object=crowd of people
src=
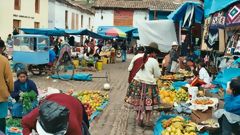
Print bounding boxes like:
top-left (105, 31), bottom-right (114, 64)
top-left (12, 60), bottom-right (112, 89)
top-left (0, 39), bottom-right (90, 135)
top-left (125, 41), bottom-right (240, 135)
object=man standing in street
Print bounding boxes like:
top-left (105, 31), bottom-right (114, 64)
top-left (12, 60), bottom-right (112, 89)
top-left (0, 39), bottom-right (14, 133)
top-left (121, 40), bottom-right (127, 62)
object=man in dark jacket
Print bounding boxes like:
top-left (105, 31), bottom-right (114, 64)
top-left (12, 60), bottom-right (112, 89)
top-left (121, 40), bottom-right (127, 62)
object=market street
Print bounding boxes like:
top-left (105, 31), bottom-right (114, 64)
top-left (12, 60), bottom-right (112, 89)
top-left (28, 55), bottom-right (156, 135)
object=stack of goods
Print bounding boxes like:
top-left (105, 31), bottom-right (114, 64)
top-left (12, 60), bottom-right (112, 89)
top-left (157, 80), bottom-right (173, 90)
top-left (160, 74), bottom-right (184, 81)
top-left (6, 118), bottom-right (22, 135)
top-left (159, 90), bottom-right (176, 105)
top-left (175, 88), bottom-right (190, 103)
top-left (76, 91), bottom-right (109, 120)
top-left (161, 116), bottom-right (197, 135)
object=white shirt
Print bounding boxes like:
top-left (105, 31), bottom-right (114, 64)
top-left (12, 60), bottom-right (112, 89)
top-left (199, 67), bottom-right (211, 84)
top-left (128, 54), bottom-right (161, 85)
top-left (128, 53), bottom-right (144, 71)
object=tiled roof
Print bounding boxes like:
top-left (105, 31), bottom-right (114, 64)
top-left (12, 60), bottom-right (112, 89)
top-left (56, 0), bottom-right (95, 14)
top-left (93, 0), bottom-right (202, 11)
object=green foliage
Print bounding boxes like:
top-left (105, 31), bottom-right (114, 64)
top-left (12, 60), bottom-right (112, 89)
top-left (19, 90), bottom-right (37, 113)
top-left (6, 118), bottom-right (21, 127)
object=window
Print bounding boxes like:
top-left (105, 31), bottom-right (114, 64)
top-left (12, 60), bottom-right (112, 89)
top-left (71, 13), bottom-right (75, 30)
top-left (34, 22), bottom-right (40, 28)
top-left (13, 20), bottom-right (21, 29)
top-left (88, 17), bottom-right (91, 29)
top-left (76, 14), bottom-right (79, 30)
top-left (14, 0), bottom-right (21, 10)
top-left (81, 15), bottom-right (83, 28)
top-left (65, 10), bottom-right (68, 29)
top-left (35, 0), bottom-right (40, 13)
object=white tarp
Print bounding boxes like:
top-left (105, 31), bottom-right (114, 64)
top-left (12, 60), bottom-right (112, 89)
top-left (136, 20), bottom-right (178, 52)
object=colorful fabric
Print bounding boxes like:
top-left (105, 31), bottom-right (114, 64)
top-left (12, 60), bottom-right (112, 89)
top-left (0, 102), bottom-right (8, 118)
top-left (226, 4), bottom-right (240, 26)
top-left (125, 80), bottom-right (160, 111)
top-left (205, 28), bottom-right (219, 48)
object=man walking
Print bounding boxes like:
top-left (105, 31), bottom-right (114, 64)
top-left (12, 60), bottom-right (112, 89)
top-left (0, 39), bottom-right (14, 133)
top-left (121, 40), bottom-right (127, 62)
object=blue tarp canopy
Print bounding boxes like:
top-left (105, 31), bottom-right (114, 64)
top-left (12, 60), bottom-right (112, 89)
top-left (204, 0), bottom-right (239, 17)
top-left (20, 28), bottom-right (65, 36)
top-left (20, 28), bottom-right (111, 39)
top-left (55, 28), bottom-right (112, 39)
top-left (167, 2), bottom-right (203, 26)
top-left (97, 26), bottom-right (138, 38)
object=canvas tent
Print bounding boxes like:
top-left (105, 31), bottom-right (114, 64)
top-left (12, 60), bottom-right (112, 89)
top-left (136, 20), bottom-right (177, 52)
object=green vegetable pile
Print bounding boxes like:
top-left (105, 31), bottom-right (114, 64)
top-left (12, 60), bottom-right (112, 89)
top-left (6, 118), bottom-right (21, 127)
top-left (19, 90), bottom-right (37, 113)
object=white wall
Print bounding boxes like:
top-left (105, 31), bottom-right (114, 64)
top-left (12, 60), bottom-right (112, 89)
top-left (93, 9), bottom-right (148, 31)
top-left (133, 10), bottom-right (149, 27)
top-left (93, 10), bottom-right (114, 31)
top-left (48, 0), bottom-right (94, 30)
top-left (0, 0), bottom-right (48, 41)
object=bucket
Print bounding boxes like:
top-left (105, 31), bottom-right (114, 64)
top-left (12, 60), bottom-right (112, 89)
top-left (81, 59), bottom-right (87, 67)
top-left (102, 57), bottom-right (108, 64)
top-left (96, 61), bottom-right (103, 71)
top-left (188, 86), bottom-right (198, 100)
top-left (72, 60), bottom-right (79, 68)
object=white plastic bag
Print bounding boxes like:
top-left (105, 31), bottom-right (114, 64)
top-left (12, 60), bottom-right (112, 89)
top-left (170, 61), bottom-right (179, 73)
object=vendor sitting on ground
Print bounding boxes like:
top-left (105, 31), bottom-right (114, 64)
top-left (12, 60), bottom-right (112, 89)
top-left (214, 76), bottom-right (240, 135)
top-left (10, 70), bottom-right (38, 117)
top-left (11, 70), bottom-right (38, 102)
top-left (22, 93), bottom-right (89, 135)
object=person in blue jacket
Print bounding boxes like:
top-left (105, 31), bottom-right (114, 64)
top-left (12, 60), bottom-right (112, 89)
top-left (10, 70), bottom-right (38, 117)
top-left (216, 76), bottom-right (240, 135)
top-left (11, 70), bottom-right (38, 101)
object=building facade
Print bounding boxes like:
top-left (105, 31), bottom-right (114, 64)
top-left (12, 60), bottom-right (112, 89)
top-left (0, 0), bottom-right (48, 40)
top-left (92, 0), bottom-right (180, 31)
top-left (48, 0), bottom-right (94, 30)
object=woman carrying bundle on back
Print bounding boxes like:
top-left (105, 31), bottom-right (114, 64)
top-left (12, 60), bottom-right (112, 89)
top-left (126, 42), bottom-right (161, 127)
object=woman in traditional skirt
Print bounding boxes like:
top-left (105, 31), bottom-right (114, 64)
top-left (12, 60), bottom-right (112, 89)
top-left (126, 42), bottom-right (161, 126)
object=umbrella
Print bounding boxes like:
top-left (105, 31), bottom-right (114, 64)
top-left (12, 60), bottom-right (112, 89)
top-left (105, 28), bottom-right (127, 38)
top-left (168, 1), bottom-right (203, 28)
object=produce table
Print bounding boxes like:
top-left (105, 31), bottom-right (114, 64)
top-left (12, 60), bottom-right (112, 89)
top-left (154, 114), bottom-right (209, 135)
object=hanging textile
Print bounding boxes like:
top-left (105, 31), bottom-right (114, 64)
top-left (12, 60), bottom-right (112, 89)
top-left (210, 11), bottom-right (226, 28)
top-left (204, 28), bottom-right (219, 48)
top-left (183, 5), bottom-right (195, 28)
top-left (226, 4), bottom-right (240, 27)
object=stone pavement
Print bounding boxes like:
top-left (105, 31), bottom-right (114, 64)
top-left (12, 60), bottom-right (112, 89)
top-left (30, 55), bottom-right (159, 135)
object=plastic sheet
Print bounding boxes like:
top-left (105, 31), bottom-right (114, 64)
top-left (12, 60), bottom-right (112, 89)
top-left (172, 81), bottom-right (188, 90)
top-left (89, 101), bottom-right (109, 123)
top-left (51, 73), bottom-right (92, 81)
top-left (213, 68), bottom-right (240, 90)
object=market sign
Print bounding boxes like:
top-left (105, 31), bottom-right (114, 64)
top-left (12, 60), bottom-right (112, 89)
top-left (114, 10), bottom-right (133, 26)
top-left (226, 4), bottom-right (240, 26)
top-left (210, 11), bottom-right (225, 28)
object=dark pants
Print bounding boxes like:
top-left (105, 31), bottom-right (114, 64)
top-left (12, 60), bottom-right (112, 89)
top-left (0, 118), bottom-right (6, 133)
top-left (213, 115), bottom-right (240, 135)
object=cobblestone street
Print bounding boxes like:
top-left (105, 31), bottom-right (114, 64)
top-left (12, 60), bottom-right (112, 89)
top-left (28, 55), bottom-right (158, 135)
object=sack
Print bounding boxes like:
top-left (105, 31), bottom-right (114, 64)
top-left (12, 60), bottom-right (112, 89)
top-left (170, 61), bottom-right (179, 73)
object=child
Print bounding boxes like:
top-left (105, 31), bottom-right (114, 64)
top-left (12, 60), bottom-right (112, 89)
top-left (214, 77), bottom-right (240, 135)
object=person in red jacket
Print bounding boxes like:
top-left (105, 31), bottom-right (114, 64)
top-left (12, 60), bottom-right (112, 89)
top-left (22, 93), bottom-right (89, 135)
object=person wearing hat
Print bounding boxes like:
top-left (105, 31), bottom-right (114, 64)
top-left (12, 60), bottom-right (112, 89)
top-left (126, 42), bottom-right (161, 126)
top-left (167, 41), bottom-right (180, 74)
top-left (22, 93), bottom-right (89, 135)
top-left (0, 39), bottom-right (14, 133)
